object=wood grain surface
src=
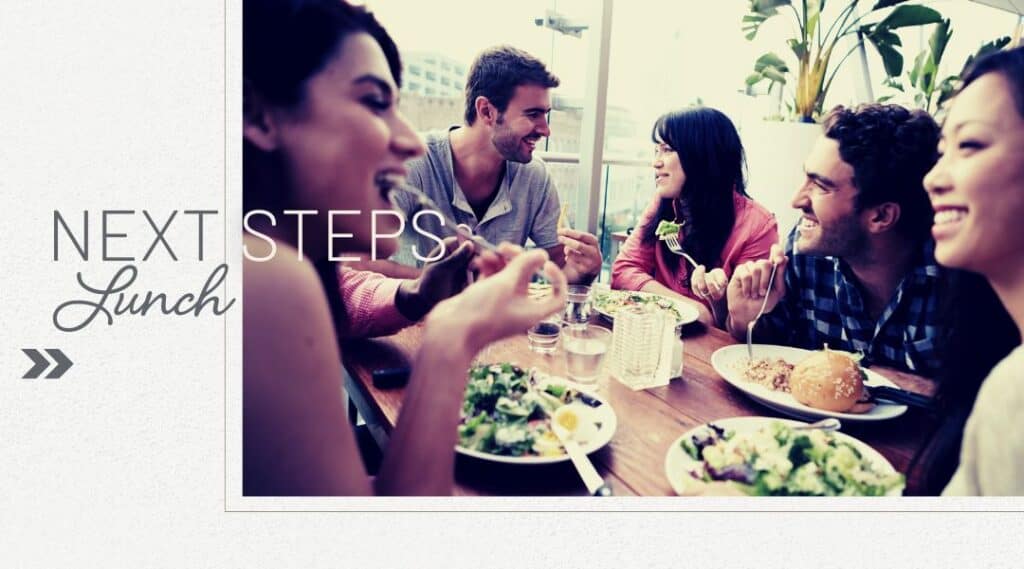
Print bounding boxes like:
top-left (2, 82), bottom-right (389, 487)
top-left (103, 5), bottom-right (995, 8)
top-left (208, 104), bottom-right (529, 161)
top-left (342, 317), bottom-right (937, 496)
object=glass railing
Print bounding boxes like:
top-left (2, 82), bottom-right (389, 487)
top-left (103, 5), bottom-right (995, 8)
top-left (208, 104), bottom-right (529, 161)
top-left (540, 153), bottom-right (654, 282)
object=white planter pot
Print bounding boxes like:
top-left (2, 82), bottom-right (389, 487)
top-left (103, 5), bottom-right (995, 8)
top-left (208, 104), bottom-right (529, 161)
top-left (742, 121), bottom-right (822, 237)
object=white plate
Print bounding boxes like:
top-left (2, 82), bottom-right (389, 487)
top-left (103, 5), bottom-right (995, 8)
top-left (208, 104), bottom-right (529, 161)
top-left (664, 416), bottom-right (903, 496)
top-left (455, 381), bottom-right (618, 465)
top-left (592, 289), bottom-right (700, 326)
top-left (710, 344), bottom-right (908, 423)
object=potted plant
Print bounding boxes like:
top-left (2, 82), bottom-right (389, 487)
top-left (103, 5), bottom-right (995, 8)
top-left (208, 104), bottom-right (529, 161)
top-left (743, 0), bottom-right (944, 123)
top-left (880, 24), bottom-right (1011, 114)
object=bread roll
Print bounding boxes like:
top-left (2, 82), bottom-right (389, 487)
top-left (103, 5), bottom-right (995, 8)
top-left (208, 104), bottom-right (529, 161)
top-left (789, 348), bottom-right (864, 412)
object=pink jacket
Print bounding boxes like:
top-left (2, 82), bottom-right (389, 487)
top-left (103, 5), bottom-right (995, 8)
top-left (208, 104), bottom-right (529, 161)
top-left (336, 267), bottom-right (413, 339)
top-left (611, 193), bottom-right (778, 306)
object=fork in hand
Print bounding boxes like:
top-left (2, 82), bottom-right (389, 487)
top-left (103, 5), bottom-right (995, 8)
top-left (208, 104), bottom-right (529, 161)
top-left (746, 261), bottom-right (778, 359)
top-left (663, 235), bottom-right (700, 270)
top-left (664, 235), bottom-right (717, 323)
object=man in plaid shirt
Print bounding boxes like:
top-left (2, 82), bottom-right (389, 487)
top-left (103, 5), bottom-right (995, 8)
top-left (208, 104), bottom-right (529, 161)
top-left (725, 105), bottom-right (943, 376)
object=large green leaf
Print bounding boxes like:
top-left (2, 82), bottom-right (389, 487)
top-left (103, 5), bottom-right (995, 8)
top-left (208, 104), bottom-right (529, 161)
top-left (871, 0), bottom-right (909, 10)
top-left (935, 75), bottom-right (959, 109)
top-left (743, 14), bottom-right (771, 40)
top-left (882, 76), bottom-right (905, 92)
top-left (747, 52), bottom-right (790, 89)
top-left (806, 0), bottom-right (822, 44)
top-left (750, 0), bottom-right (791, 15)
top-left (868, 29), bottom-right (905, 76)
top-left (755, 51), bottom-right (790, 73)
top-left (788, 39), bottom-right (808, 60)
top-left (868, 27), bottom-right (902, 48)
top-left (960, 36), bottom-right (1011, 75)
top-left (762, 66), bottom-right (789, 84)
top-left (928, 18), bottom-right (952, 67)
top-left (908, 50), bottom-right (926, 88)
top-left (745, 72), bottom-right (767, 87)
top-left (877, 5), bottom-right (942, 30)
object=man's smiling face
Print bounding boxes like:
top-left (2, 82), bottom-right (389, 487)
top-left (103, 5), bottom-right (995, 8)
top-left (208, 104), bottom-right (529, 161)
top-left (791, 135), bottom-right (868, 257)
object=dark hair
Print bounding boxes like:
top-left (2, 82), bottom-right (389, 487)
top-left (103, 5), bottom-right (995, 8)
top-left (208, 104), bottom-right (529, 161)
top-left (463, 45), bottom-right (560, 125)
top-left (960, 45), bottom-right (1024, 118)
top-left (906, 270), bottom-right (1019, 494)
top-left (907, 46), bottom-right (1024, 495)
top-left (243, 0), bottom-right (400, 213)
top-left (821, 104), bottom-right (939, 245)
top-left (244, 0), bottom-right (402, 108)
top-left (641, 107), bottom-right (749, 281)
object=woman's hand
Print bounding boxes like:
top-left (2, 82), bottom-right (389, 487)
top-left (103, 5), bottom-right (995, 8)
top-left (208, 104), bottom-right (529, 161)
top-left (426, 246), bottom-right (568, 351)
top-left (690, 265), bottom-right (728, 302)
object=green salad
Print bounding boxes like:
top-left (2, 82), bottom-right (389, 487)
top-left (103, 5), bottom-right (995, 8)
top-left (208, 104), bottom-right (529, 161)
top-left (458, 363), bottom-right (588, 457)
top-left (655, 220), bottom-right (684, 239)
top-left (679, 421), bottom-right (904, 496)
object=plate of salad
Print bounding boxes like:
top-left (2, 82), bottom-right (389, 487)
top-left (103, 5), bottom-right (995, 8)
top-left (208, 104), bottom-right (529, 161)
top-left (456, 363), bottom-right (617, 464)
top-left (592, 289), bottom-right (699, 326)
top-left (664, 417), bottom-right (904, 496)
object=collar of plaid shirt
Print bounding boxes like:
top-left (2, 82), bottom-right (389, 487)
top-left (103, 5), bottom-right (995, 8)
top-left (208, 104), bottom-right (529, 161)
top-left (760, 239), bottom-right (943, 376)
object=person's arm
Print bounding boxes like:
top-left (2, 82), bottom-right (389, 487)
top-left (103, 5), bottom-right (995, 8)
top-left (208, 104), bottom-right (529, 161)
top-left (731, 212), bottom-right (780, 267)
top-left (337, 238), bottom-right (477, 338)
top-left (375, 248), bottom-right (567, 495)
top-left (336, 267), bottom-right (413, 338)
top-left (725, 244), bottom-right (789, 340)
top-left (611, 199), bottom-right (660, 291)
top-left (529, 167), bottom-right (605, 285)
top-left (695, 208), bottom-right (779, 330)
top-left (546, 228), bottom-right (602, 285)
top-left (343, 258), bottom-right (421, 279)
top-left (243, 249), bottom-right (373, 496)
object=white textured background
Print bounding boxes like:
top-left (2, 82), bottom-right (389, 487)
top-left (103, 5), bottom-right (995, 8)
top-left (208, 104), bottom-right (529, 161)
top-left (1, 1), bottom-right (1022, 567)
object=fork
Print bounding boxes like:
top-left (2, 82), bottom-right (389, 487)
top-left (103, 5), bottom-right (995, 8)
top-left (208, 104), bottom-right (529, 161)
top-left (663, 235), bottom-right (700, 269)
top-left (746, 261), bottom-right (779, 359)
top-left (396, 184), bottom-right (553, 281)
top-left (664, 235), bottom-right (718, 323)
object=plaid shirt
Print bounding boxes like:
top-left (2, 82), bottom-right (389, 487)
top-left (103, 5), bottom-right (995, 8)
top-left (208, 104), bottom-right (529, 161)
top-left (757, 232), bottom-right (943, 377)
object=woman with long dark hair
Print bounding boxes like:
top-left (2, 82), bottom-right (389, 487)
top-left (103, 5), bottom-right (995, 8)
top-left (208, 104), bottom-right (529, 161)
top-left (242, 0), bottom-right (566, 495)
top-left (611, 107), bottom-right (778, 327)
top-left (918, 46), bottom-right (1024, 495)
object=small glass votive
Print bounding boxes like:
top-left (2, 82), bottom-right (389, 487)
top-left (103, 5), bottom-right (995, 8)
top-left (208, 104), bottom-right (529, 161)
top-left (527, 319), bottom-right (561, 354)
top-left (563, 326), bottom-right (612, 384)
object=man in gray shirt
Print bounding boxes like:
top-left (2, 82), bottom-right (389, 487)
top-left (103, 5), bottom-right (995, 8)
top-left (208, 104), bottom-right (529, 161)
top-left (369, 45), bottom-right (603, 285)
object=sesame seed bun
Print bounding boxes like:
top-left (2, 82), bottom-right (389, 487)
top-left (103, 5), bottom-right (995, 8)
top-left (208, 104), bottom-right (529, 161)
top-left (789, 348), bottom-right (865, 412)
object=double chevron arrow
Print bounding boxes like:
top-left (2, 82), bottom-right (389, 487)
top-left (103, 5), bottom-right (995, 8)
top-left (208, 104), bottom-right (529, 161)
top-left (22, 349), bottom-right (74, 379)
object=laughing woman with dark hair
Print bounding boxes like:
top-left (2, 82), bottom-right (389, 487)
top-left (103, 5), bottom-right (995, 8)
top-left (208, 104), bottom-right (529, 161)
top-left (919, 46), bottom-right (1024, 495)
top-left (242, 0), bottom-right (566, 496)
top-left (611, 107), bottom-right (778, 327)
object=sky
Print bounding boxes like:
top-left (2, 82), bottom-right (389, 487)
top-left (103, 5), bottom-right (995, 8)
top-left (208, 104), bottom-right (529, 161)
top-left (362, 0), bottom-right (1019, 131)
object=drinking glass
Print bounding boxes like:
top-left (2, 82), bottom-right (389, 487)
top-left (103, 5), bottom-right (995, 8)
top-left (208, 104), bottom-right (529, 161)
top-left (563, 326), bottom-right (612, 384)
top-left (527, 318), bottom-right (561, 354)
top-left (563, 285), bottom-right (592, 329)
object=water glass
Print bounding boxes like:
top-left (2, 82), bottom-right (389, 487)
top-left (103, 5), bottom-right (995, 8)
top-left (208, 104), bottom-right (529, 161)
top-left (527, 319), bottom-right (561, 354)
top-left (563, 326), bottom-right (611, 384)
top-left (563, 285), bottom-right (592, 329)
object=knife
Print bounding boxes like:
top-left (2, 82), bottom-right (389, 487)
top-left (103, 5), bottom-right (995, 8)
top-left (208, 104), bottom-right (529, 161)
top-left (863, 385), bottom-right (935, 410)
top-left (552, 425), bottom-right (613, 497)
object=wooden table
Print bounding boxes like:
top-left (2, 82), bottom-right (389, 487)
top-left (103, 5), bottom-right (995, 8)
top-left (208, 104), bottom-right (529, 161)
top-left (342, 320), bottom-right (937, 496)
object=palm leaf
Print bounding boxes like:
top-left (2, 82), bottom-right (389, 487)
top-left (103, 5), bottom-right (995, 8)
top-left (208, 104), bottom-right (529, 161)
top-left (870, 0), bottom-right (910, 10)
top-left (876, 5), bottom-right (942, 30)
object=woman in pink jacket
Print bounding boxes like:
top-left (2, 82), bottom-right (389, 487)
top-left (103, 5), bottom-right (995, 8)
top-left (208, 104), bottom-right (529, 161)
top-left (611, 107), bottom-right (778, 328)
